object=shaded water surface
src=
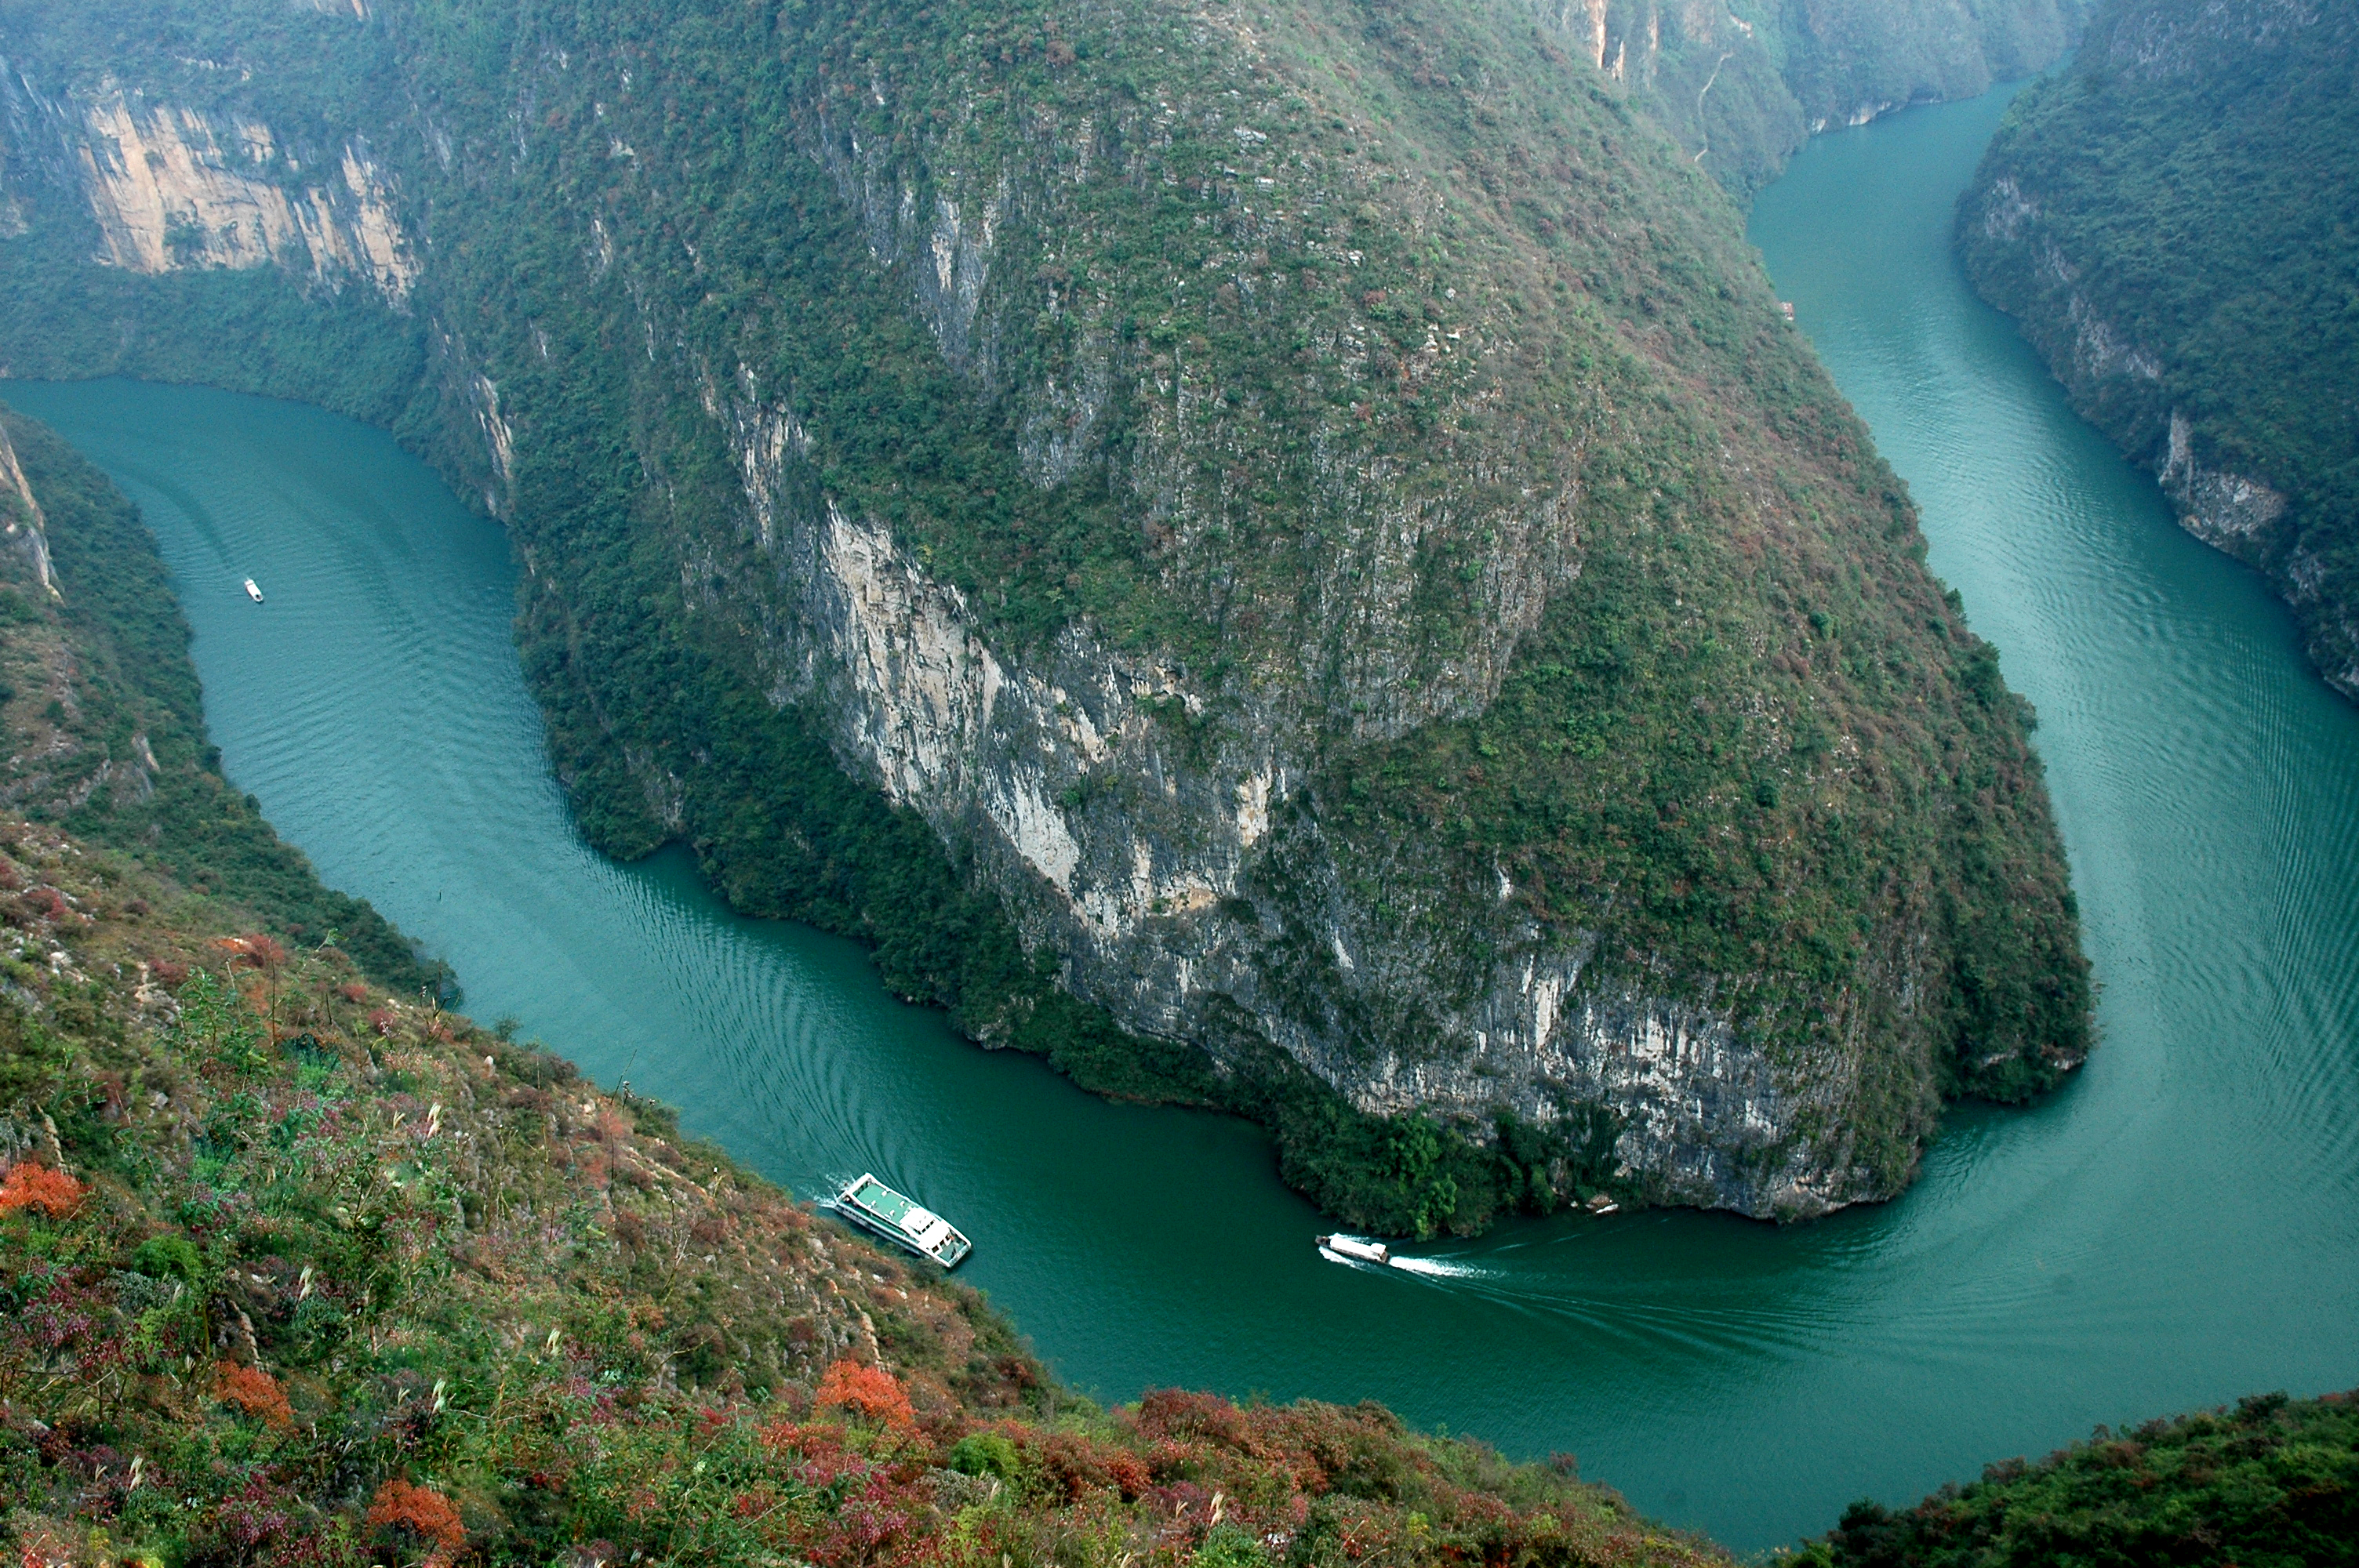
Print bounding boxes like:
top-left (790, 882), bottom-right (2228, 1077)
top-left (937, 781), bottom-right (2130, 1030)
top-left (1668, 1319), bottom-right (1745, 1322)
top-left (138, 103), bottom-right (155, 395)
top-left (9, 80), bottom-right (2357, 1555)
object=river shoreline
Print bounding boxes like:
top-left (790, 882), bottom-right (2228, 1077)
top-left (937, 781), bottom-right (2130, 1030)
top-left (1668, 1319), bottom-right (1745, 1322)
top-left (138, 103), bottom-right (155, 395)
top-left (3, 79), bottom-right (2355, 1554)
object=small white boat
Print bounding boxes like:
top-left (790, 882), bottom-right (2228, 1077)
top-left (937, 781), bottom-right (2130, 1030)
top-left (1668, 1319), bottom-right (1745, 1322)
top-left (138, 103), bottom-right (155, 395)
top-left (829, 1173), bottom-right (971, 1268)
top-left (1316, 1233), bottom-right (1391, 1266)
top-left (243, 578), bottom-right (265, 603)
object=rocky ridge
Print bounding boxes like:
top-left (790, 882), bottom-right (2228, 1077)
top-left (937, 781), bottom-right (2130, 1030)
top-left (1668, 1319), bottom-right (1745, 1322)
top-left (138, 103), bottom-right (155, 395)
top-left (0, 0), bottom-right (2089, 1229)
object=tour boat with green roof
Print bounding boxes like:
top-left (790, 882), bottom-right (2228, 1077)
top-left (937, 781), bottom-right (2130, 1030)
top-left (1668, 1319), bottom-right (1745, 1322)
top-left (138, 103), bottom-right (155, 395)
top-left (830, 1173), bottom-right (972, 1269)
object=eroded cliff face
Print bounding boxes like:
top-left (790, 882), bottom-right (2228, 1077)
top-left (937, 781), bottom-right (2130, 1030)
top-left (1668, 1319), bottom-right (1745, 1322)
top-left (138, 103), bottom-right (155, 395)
top-left (76, 96), bottom-right (413, 299)
top-left (0, 71), bottom-right (414, 303)
top-left (1960, 0), bottom-right (2359, 702)
top-left (718, 400), bottom-right (1899, 1215)
top-left (0, 420), bottom-right (59, 599)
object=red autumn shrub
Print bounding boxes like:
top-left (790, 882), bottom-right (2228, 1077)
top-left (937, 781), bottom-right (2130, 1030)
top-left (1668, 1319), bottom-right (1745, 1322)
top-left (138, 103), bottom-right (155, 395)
top-left (216, 1362), bottom-right (294, 1428)
top-left (1034, 1429), bottom-right (1153, 1501)
top-left (368, 1008), bottom-right (397, 1036)
top-left (816, 1359), bottom-right (917, 1430)
top-left (24, 886), bottom-right (68, 920)
top-left (366, 1479), bottom-right (466, 1561)
top-left (336, 981), bottom-right (369, 1003)
top-left (152, 958), bottom-right (188, 987)
top-left (1137, 1388), bottom-right (1250, 1450)
top-left (0, 1162), bottom-right (85, 1219)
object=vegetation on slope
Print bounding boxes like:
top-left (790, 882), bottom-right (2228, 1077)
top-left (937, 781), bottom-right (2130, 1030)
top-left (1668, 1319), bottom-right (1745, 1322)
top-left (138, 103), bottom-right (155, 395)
top-left (0, 816), bottom-right (1730, 1567)
top-left (0, 405), bottom-right (445, 996)
top-left (1958, 0), bottom-right (2359, 699)
top-left (1790, 1390), bottom-right (2359, 1567)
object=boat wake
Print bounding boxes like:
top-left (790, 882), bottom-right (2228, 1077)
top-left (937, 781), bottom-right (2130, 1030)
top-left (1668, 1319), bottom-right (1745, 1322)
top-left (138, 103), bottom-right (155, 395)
top-left (1315, 1233), bottom-right (1505, 1284)
top-left (1384, 1254), bottom-right (1499, 1282)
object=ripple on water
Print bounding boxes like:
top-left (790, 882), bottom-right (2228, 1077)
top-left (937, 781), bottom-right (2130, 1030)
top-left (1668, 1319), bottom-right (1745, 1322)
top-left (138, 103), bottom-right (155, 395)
top-left (6, 86), bottom-right (2359, 1553)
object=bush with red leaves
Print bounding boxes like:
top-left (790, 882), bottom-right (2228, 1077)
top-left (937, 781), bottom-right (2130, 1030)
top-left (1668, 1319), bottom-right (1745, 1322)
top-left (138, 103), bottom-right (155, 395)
top-left (0, 1161), bottom-right (85, 1219)
top-left (816, 1359), bottom-right (917, 1431)
top-left (366, 1479), bottom-right (466, 1563)
top-left (216, 1361), bottom-right (295, 1428)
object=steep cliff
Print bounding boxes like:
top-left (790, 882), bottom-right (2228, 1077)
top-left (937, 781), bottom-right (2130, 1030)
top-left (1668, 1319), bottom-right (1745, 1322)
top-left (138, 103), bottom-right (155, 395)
top-left (1959, 0), bottom-right (2359, 701)
top-left (1535, 0), bottom-right (2094, 191)
top-left (0, 0), bottom-right (2088, 1232)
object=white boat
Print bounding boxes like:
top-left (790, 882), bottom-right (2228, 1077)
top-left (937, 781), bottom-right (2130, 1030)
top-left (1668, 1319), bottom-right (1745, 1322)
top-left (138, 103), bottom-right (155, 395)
top-left (828, 1173), bottom-right (971, 1268)
top-left (243, 578), bottom-right (265, 603)
top-left (1316, 1233), bottom-right (1391, 1266)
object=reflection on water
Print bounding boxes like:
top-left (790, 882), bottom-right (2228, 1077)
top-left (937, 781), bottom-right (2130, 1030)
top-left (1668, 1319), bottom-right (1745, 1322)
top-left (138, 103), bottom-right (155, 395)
top-left (7, 82), bottom-right (2357, 1550)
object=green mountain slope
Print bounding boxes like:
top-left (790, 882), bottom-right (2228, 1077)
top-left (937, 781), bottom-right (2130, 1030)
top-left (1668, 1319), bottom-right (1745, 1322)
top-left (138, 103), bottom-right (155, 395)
top-left (0, 0), bottom-right (2087, 1232)
top-left (1793, 1391), bottom-right (2359, 1568)
top-left (1957, 0), bottom-right (2359, 701)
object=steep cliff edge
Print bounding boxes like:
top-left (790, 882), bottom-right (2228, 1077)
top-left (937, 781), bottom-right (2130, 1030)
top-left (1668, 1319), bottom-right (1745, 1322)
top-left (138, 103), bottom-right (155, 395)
top-left (1959, 0), bottom-right (2359, 701)
top-left (0, 0), bottom-right (2088, 1232)
top-left (1534, 0), bottom-right (2094, 192)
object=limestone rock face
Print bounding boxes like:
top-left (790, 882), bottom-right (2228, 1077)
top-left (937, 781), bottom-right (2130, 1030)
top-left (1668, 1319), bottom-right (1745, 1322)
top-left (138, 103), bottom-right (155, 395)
top-left (0, 74), bottom-right (413, 303)
top-left (730, 427), bottom-right (1898, 1219)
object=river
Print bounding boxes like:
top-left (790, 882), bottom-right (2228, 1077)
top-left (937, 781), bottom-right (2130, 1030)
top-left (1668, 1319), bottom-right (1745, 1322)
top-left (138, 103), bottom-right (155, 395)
top-left (7, 80), bottom-right (2357, 1555)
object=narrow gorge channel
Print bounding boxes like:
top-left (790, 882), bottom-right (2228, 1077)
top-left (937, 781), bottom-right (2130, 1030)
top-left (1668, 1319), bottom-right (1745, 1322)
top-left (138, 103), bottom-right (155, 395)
top-left (6, 79), bottom-right (2356, 1556)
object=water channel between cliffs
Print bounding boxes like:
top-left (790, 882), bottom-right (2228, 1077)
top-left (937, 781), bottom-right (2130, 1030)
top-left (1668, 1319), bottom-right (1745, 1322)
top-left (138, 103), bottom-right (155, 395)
top-left (8, 79), bottom-right (2357, 1556)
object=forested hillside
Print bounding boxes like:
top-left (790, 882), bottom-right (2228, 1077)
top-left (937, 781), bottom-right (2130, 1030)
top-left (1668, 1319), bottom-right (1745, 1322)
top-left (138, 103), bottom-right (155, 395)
top-left (1959, 0), bottom-right (2359, 700)
top-left (0, 0), bottom-right (2089, 1234)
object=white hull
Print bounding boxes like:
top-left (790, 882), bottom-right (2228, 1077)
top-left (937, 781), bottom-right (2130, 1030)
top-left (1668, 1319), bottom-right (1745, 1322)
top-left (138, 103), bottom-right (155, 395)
top-left (1315, 1233), bottom-right (1392, 1266)
top-left (830, 1173), bottom-right (972, 1269)
top-left (243, 578), bottom-right (265, 603)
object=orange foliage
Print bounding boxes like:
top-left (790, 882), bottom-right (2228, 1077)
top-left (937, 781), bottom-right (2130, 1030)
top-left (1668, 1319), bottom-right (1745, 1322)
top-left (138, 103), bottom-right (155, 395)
top-left (216, 1362), bottom-right (295, 1428)
top-left (213, 932), bottom-right (289, 967)
top-left (816, 1358), bottom-right (917, 1430)
top-left (366, 1479), bottom-right (466, 1561)
top-left (337, 981), bottom-right (370, 1004)
top-left (0, 1162), bottom-right (85, 1219)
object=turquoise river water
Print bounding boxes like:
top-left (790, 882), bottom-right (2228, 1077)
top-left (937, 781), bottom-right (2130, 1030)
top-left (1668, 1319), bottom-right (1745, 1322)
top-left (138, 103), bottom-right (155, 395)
top-left (6, 80), bottom-right (2356, 1555)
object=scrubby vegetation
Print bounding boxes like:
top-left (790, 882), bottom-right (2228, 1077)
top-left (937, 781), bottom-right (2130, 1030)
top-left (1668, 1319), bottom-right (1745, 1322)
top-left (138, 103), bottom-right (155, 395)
top-left (0, 822), bottom-right (1724, 1566)
top-left (1960, 0), bottom-right (2359, 698)
top-left (1789, 1391), bottom-right (2359, 1567)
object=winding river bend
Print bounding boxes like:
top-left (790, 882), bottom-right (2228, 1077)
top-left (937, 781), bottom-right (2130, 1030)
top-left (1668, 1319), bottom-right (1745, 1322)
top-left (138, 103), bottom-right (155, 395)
top-left (8, 82), bottom-right (2357, 1555)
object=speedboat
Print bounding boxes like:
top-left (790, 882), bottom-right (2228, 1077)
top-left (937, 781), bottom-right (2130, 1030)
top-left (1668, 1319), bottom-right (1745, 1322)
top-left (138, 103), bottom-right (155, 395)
top-left (1316, 1233), bottom-right (1391, 1265)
